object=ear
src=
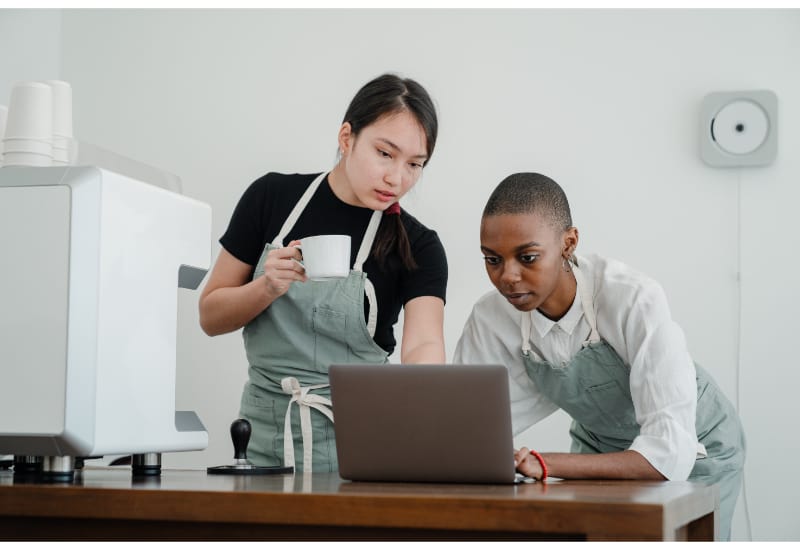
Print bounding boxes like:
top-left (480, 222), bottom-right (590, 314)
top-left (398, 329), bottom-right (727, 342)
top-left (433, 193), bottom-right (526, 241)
top-left (338, 122), bottom-right (353, 156)
top-left (562, 226), bottom-right (579, 258)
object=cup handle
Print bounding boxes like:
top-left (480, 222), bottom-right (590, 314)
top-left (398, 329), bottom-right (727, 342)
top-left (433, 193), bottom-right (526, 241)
top-left (290, 244), bottom-right (305, 271)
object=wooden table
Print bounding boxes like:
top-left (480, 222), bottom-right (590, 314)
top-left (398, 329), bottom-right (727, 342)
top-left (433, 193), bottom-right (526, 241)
top-left (0, 467), bottom-right (717, 541)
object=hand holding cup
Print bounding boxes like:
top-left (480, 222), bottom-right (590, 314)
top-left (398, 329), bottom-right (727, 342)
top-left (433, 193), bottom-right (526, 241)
top-left (262, 240), bottom-right (307, 299)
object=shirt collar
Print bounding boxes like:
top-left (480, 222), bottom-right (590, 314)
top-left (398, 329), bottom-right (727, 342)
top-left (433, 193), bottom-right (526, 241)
top-left (530, 288), bottom-right (584, 337)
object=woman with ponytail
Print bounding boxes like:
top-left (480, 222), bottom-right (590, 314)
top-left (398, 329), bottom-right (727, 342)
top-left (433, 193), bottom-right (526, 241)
top-left (199, 74), bottom-right (447, 474)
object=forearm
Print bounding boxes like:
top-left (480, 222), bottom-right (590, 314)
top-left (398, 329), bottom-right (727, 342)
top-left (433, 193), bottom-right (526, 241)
top-left (199, 275), bottom-right (278, 336)
top-left (401, 340), bottom-right (445, 364)
top-left (542, 450), bottom-right (666, 480)
top-left (399, 296), bottom-right (445, 364)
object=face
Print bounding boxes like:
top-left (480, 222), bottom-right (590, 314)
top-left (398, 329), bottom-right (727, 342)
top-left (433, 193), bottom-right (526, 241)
top-left (480, 212), bottom-right (578, 318)
top-left (334, 110), bottom-right (428, 211)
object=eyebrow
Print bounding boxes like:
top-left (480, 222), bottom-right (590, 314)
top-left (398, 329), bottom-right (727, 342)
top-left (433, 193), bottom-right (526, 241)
top-left (481, 242), bottom-right (542, 255)
top-left (377, 137), bottom-right (428, 160)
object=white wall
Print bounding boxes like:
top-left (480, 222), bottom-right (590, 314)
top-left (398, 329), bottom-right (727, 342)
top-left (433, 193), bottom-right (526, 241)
top-left (0, 10), bottom-right (61, 109)
top-left (2, 8), bottom-right (798, 541)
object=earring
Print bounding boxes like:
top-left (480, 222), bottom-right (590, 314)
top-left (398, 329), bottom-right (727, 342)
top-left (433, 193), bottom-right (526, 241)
top-left (563, 257), bottom-right (572, 272)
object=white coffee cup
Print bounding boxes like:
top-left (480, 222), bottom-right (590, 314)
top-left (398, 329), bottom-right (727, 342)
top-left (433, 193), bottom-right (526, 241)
top-left (295, 235), bottom-right (351, 281)
top-left (44, 80), bottom-right (73, 139)
top-left (4, 81), bottom-right (53, 140)
top-left (45, 80), bottom-right (73, 166)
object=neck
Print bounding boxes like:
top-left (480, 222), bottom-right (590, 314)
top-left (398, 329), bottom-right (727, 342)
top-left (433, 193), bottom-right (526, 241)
top-left (327, 162), bottom-right (362, 207)
top-left (537, 269), bottom-right (577, 321)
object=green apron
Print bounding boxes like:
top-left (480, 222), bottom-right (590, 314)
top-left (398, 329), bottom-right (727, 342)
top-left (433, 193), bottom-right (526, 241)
top-left (239, 172), bottom-right (389, 473)
top-left (520, 264), bottom-right (745, 541)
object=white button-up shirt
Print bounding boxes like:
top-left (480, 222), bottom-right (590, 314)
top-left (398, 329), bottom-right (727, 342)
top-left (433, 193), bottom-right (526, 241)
top-left (453, 253), bottom-right (704, 480)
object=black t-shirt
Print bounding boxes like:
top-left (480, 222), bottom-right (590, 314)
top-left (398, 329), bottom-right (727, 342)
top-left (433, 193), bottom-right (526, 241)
top-left (220, 172), bottom-right (448, 354)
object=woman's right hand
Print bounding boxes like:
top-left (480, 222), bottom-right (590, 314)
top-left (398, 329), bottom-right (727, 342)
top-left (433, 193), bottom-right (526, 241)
top-left (514, 447), bottom-right (544, 480)
top-left (262, 239), bottom-right (307, 299)
top-left (199, 244), bottom-right (308, 336)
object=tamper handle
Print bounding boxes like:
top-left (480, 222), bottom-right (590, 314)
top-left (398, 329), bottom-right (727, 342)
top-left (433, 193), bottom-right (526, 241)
top-left (208, 418), bottom-right (292, 475)
top-left (231, 418), bottom-right (251, 461)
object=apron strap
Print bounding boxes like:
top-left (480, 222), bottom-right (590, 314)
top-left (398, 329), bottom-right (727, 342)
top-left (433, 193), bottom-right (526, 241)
top-left (364, 278), bottom-right (378, 338)
top-left (521, 312), bottom-right (532, 356)
top-left (520, 312), bottom-right (548, 359)
top-left (353, 210), bottom-right (383, 271)
top-left (573, 263), bottom-right (601, 345)
top-left (272, 172), bottom-right (328, 247)
top-left (281, 376), bottom-right (334, 474)
top-left (354, 210), bottom-right (382, 338)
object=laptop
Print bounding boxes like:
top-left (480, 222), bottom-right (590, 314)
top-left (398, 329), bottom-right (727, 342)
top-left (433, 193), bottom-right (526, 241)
top-left (329, 363), bottom-right (518, 484)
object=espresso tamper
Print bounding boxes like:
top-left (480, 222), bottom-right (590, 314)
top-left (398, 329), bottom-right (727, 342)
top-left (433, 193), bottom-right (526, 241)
top-left (207, 418), bottom-right (293, 475)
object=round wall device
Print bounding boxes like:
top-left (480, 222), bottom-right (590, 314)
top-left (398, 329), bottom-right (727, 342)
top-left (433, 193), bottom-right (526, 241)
top-left (700, 90), bottom-right (777, 168)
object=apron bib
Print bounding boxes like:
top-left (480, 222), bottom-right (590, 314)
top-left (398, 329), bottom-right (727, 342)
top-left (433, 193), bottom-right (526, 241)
top-left (239, 172), bottom-right (388, 473)
top-left (520, 264), bottom-right (745, 540)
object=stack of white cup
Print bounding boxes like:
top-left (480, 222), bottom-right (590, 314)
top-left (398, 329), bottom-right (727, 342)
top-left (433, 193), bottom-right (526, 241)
top-left (47, 80), bottom-right (73, 166)
top-left (2, 82), bottom-right (53, 167)
top-left (1, 80), bottom-right (73, 167)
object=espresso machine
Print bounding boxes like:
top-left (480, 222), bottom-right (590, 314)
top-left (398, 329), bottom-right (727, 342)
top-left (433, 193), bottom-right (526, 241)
top-left (0, 165), bottom-right (211, 480)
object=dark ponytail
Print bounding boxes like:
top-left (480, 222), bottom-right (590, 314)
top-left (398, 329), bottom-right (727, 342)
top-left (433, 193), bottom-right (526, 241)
top-left (373, 211), bottom-right (415, 269)
top-left (341, 73), bottom-right (438, 270)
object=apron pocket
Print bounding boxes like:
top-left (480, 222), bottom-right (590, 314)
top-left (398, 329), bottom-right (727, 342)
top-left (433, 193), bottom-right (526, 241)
top-left (312, 306), bottom-right (350, 372)
top-left (239, 384), bottom-right (282, 466)
top-left (585, 380), bottom-right (639, 429)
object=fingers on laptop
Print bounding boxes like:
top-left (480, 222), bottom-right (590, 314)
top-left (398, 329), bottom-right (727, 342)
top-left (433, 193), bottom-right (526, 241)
top-left (514, 446), bottom-right (542, 479)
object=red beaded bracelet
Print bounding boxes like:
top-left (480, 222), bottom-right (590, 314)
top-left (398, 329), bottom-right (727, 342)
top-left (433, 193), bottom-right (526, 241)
top-left (529, 449), bottom-right (548, 481)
